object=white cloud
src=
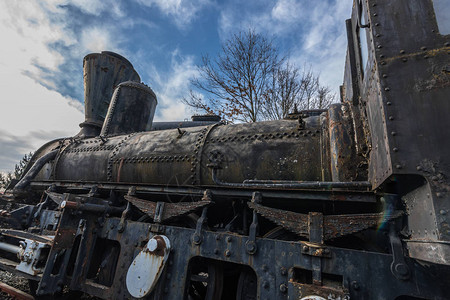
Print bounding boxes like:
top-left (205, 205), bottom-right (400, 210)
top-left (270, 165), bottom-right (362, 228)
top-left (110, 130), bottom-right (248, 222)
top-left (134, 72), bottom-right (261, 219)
top-left (0, 0), bottom-right (84, 172)
top-left (80, 27), bottom-right (120, 53)
top-left (151, 50), bottom-right (198, 121)
top-left (135, 0), bottom-right (212, 28)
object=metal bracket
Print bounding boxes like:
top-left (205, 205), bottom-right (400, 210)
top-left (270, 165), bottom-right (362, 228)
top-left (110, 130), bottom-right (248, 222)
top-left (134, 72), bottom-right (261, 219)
top-left (301, 242), bottom-right (331, 258)
top-left (192, 207), bottom-right (208, 245)
top-left (154, 202), bottom-right (165, 223)
top-left (118, 202), bottom-right (131, 233)
top-left (308, 212), bottom-right (324, 285)
top-left (246, 192), bottom-right (261, 255)
top-left (389, 226), bottom-right (410, 280)
top-left (16, 239), bottom-right (50, 275)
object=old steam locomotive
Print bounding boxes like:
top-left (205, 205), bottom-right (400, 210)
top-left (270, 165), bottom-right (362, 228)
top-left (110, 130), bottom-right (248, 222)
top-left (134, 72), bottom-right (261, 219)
top-left (0, 0), bottom-right (449, 299)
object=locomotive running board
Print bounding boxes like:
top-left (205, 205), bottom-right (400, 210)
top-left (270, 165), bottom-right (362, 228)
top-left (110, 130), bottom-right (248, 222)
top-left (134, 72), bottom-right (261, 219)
top-left (30, 181), bottom-right (377, 203)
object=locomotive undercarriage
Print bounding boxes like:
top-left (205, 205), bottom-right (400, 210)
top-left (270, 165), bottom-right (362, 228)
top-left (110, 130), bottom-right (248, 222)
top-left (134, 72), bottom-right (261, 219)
top-left (0, 180), bottom-right (447, 300)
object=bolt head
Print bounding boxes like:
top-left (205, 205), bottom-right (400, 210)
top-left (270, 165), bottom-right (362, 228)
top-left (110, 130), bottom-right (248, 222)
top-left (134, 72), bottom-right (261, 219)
top-left (395, 263), bottom-right (409, 276)
top-left (279, 283), bottom-right (287, 293)
top-left (147, 238), bottom-right (158, 251)
top-left (193, 234), bottom-right (202, 245)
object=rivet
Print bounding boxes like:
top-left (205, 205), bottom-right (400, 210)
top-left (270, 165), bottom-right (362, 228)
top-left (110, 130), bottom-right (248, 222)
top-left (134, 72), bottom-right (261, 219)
top-left (215, 235), bottom-right (220, 240)
top-left (375, 23), bottom-right (380, 26)
top-left (440, 210), bottom-right (447, 215)
top-left (385, 87), bottom-right (390, 91)
top-left (302, 245), bottom-right (309, 252)
top-left (382, 74), bottom-right (388, 78)
top-left (373, 13), bottom-right (377, 16)
top-left (376, 33), bottom-right (381, 37)
top-left (400, 49), bottom-right (405, 54)
top-left (224, 249), bottom-right (231, 257)
top-left (445, 42), bottom-right (450, 47)
top-left (402, 58), bottom-right (407, 62)
top-left (386, 101), bottom-right (392, 105)
top-left (380, 61), bottom-right (386, 65)
top-left (416, 166), bottom-right (422, 171)
top-left (280, 267), bottom-right (287, 276)
top-left (214, 248), bottom-right (219, 254)
top-left (226, 236), bottom-right (232, 243)
top-left (393, 147), bottom-right (398, 152)
top-left (279, 283), bottom-right (287, 293)
top-left (395, 164), bottom-right (402, 169)
top-left (391, 131), bottom-right (397, 136)
top-left (372, 3), bottom-right (377, 6)
top-left (436, 192), bottom-right (442, 198)
top-left (424, 55), bottom-right (429, 59)
top-left (263, 281), bottom-right (269, 289)
top-left (389, 116), bottom-right (394, 120)
top-left (421, 46), bottom-right (427, 51)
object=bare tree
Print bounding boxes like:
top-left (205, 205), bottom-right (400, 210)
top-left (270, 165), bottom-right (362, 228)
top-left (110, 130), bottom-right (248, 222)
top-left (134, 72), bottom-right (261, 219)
top-left (311, 85), bottom-right (335, 109)
top-left (183, 29), bottom-right (281, 122)
top-left (263, 63), bottom-right (336, 120)
top-left (184, 29), bottom-right (336, 122)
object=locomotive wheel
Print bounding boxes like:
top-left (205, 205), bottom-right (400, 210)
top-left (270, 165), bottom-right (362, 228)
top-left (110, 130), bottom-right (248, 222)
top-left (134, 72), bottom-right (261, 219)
top-left (187, 261), bottom-right (224, 300)
top-left (236, 269), bottom-right (257, 300)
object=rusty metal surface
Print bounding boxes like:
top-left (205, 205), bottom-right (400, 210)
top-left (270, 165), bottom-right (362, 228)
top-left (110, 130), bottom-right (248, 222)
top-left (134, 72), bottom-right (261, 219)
top-left (1, 1), bottom-right (449, 299)
top-left (0, 229), bottom-right (53, 245)
top-left (0, 282), bottom-right (35, 300)
top-left (125, 195), bottom-right (211, 222)
top-left (100, 81), bottom-right (157, 137)
top-left (248, 201), bottom-right (309, 237)
top-left (50, 117), bottom-right (332, 187)
top-left (248, 201), bottom-right (402, 240)
top-left (81, 52), bottom-right (140, 132)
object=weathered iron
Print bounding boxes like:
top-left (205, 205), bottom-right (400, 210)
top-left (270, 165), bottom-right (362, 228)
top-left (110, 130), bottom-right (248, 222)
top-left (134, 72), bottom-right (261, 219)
top-left (0, 0), bottom-right (449, 299)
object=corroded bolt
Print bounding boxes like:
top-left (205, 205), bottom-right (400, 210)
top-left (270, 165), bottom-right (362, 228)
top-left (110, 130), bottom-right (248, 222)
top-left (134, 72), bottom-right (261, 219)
top-left (280, 267), bottom-right (287, 276)
top-left (193, 234), bottom-right (202, 245)
top-left (279, 284), bottom-right (287, 293)
top-left (302, 245), bottom-right (309, 252)
top-left (225, 250), bottom-right (231, 257)
top-left (147, 239), bottom-right (158, 251)
top-left (226, 236), bottom-right (232, 243)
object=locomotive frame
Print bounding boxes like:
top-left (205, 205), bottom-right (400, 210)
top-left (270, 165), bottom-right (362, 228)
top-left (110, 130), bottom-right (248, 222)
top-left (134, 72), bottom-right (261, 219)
top-left (0, 0), bottom-right (449, 299)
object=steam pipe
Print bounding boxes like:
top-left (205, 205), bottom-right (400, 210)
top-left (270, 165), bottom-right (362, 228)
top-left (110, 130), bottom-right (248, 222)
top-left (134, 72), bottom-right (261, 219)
top-left (13, 150), bottom-right (58, 193)
top-left (211, 168), bottom-right (371, 190)
top-left (0, 242), bottom-right (20, 254)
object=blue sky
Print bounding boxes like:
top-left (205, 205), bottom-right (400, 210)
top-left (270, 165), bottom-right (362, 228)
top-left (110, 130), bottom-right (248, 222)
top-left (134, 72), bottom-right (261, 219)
top-left (0, 0), bottom-right (354, 173)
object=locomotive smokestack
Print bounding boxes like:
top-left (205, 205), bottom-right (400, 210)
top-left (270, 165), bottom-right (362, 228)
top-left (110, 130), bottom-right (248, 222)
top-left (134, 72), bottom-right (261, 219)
top-left (77, 51), bottom-right (141, 137)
